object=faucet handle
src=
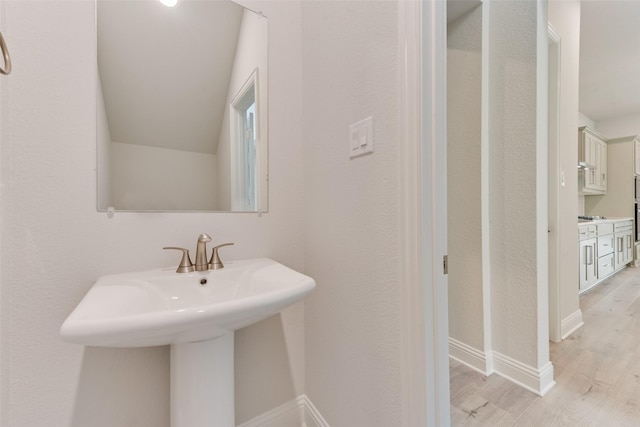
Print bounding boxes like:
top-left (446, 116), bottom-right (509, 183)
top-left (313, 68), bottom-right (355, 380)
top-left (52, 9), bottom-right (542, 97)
top-left (163, 247), bottom-right (195, 273)
top-left (208, 243), bottom-right (234, 270)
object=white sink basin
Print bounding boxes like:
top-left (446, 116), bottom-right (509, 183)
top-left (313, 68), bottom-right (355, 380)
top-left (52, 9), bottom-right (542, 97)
top-left (60, 258), bottom-right (315, 347)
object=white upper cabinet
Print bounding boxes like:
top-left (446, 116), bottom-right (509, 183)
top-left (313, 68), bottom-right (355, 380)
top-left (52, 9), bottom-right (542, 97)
top-left (579, 126), bottom-right (607, 194)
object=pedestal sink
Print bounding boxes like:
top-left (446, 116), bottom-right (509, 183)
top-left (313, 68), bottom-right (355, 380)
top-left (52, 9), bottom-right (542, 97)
top-left (60, 258), bottom-right (315, 427)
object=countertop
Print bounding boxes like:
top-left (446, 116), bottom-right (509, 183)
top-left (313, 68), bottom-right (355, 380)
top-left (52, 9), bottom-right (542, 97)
top-left (578, 217), bottom-right (633, 226)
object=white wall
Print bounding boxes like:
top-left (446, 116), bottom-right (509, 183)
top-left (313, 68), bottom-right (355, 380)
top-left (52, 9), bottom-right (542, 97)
top-left (111, 142), bottom-right (218, 211)
top-left (487, 0), bottom-right (544, 368)
top-left (549, 0), bottom-right (581, 339)
top-left (301, 1), bottom-right (402, 425)
top-left (447, 5), bottom-right (486, 355)
top-left (0, 1), bottom-right (305, 426)
top-left (445, 0), bottom-right (553, 391)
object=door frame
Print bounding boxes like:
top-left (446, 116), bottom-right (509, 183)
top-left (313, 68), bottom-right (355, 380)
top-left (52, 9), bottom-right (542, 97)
top-left (399, 0), bottom-right (450, 425)
top-left (547, 24), bottom-right (562, 342)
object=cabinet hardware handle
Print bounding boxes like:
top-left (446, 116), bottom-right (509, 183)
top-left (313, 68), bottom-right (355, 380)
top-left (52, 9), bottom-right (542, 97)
top-left (0, 32), bottom-right (11, 76)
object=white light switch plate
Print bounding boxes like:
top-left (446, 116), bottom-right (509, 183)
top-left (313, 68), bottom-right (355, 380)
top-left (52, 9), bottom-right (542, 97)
top-left (349, 116), bottom-right (374, 159)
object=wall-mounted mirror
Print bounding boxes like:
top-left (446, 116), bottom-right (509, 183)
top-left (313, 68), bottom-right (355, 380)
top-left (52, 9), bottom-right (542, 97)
top-left (96, 0), bottom-right (268, 212)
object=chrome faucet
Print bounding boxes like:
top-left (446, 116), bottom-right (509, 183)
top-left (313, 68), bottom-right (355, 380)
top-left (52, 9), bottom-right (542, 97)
top-left (195, 233), bottom-right (212, 271)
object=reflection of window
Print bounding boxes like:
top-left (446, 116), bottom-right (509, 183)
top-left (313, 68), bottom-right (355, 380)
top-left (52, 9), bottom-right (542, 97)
top-left (231, 70), bottom-right (259, 211)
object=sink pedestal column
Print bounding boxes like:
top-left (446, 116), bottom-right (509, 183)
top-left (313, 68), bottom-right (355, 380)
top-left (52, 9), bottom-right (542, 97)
top-left (170, 333), bottom-right (234, 427)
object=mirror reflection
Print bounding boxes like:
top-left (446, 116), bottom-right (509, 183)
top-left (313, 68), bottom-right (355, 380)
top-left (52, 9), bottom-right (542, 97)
top-left (96, 0), bottom-right (268, 212)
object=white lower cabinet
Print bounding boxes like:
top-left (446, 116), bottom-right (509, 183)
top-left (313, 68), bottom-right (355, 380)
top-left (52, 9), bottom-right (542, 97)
top-left (579, 225), bottom-right (598, 292)
top-left (596, 222), bottom-right (615, 282)
top-left (579, 237), bottom-right (597, 291)
top-left (614, 221), bottom-right (634, 269)
top-left (579, 220), bottom-right (634, 293)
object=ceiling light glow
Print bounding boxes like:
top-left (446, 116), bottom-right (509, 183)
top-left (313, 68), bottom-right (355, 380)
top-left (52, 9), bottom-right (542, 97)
top-left (160, 0), bottom-right (178, 7)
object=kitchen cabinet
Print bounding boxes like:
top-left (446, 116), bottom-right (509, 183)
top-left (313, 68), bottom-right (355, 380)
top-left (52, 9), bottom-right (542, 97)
top-left (614, 220), bottom-right (634, 269)
top-left (579, 225), bottom-right (598, 292)
top-left (584, 134), bottom-right (639, 265)
top-left (578, 219), bottom-right (634, 293)
top-left (579, 126), bottom-right (607, 194)
top-left (596, 222), bottom-right (615, 279)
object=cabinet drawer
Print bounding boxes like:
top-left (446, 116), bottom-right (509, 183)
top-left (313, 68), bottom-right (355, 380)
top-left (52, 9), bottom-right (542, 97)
top-left (597, 223), bottom-right (614, 236)
top-left (598, 253), bottom-right (615, 278)
top-left (598, 234), bottom-right (615, 256)
top-left (579, 225), bottom-right (597, 241)
top-left (614, 221), bottom-right (633, 233)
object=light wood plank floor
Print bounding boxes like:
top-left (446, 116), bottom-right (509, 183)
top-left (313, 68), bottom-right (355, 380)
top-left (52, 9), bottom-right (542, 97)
top-left (450, 266), bottom-right (640, 426)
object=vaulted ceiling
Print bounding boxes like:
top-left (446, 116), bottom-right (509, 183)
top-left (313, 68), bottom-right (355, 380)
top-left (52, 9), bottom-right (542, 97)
top-left (98, 0), bottom-right (244, 155)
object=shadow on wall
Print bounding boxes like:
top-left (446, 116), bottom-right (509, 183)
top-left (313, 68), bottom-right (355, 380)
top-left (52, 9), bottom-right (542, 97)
top-left (69, 313), bottom-right (297, 426)
top-left (235, 313), bottom-right (297, 424)
top-left (70, 346), bottom-right (170, 427)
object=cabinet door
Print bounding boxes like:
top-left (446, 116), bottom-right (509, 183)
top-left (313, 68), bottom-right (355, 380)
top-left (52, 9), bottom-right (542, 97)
top-left (578, 127), bottom-right (608, 194)
top-left (635, 139), bottom-right (640, 176)
top-left (615, 234), bottom-right (626, 268)
top-left (585, 133), bottom-right (598, 190)
top-left (598, 139), bottom-right (607, 191)
top-left (579, 238), bottom-right (597, 290)
top-left (614, 230), bottom-right (634, 269)
top-left (625, 232), bottom-right (634, 265)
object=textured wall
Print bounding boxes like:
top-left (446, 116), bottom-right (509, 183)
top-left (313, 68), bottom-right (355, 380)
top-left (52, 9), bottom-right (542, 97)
top-left (548, 0), bottom-right (581, 337)
top-left (301, 1), bottom-right (401, 425)
top-left (0, 0), bottom-right (305, 425)
top-left (487, 0), bottom-right (540, 366)
top-left (447, 5), bottom-right (485, 353)
top-left (111, 142), bottom-right (218, 211)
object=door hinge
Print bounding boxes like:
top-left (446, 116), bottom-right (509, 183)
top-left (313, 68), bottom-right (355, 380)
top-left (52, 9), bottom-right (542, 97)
top-left (443, 255), bottom-right (448, 275)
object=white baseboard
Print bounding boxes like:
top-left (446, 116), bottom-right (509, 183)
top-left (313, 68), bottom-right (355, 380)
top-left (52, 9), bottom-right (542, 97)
top-left (237, 395), bottom-right (329, 427)
top-left (492, 352), bottom-right (555, 396)
top-left (302, 395), bottom-right (330, 427)
top-left (449, 337), bottom-right (492, 375)
top-left (560, 309), bottom-right (584, 340)
top-left (449, 338), bottom-right (556, 397)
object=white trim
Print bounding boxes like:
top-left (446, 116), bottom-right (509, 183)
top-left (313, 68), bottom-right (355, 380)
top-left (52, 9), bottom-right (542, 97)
top-left (399, 0), bottom-right (451, 424)
top-left (230, 68), bottom-right (261, 212)
top-left (547, 22), bottom-right (563, 343)
top-left (535, 0), bottom-right (552, 374)
top-left (303, 395), bottom-right (330, 427)
top-left (236, 395), bottom-right (329, 427)
top-left (480, 0), bottom-right (493, 370)
top-left (451, 342), bottom-right (558, 397)
top-left (492, 352), bottom-right (556, 397)
top-left (398, 0), bottom-right (428, 425)
top-left (420, 0), bottom-right (450, 425)
top-left (449, 338), bottom-right (493, 375)
top-left (560, 309), bottom-right (584, 340)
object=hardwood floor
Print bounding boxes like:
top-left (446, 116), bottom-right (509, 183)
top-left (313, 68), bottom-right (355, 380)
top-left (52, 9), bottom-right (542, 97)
top-left (450, 266), bottom-right (640, 426)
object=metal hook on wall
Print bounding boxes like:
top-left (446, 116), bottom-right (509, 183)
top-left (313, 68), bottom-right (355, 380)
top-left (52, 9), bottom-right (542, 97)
top-left (0, 32), bottom-right (12, 75)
